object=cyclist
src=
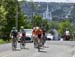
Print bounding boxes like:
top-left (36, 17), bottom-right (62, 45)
top-left (42, 28), bottom-right (46, 47)
top-left (35, 27), bottom-right (43, 51)
top-left (20, 26), bottom-right (26, 49)
top-left (10, 27), bottom-right (18, 51)
top-left (32, 27), bottom-right (37, 48)
top-left (64, 28), bottom-right (70, 40)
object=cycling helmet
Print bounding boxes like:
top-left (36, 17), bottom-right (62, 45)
top-left (12, 27), bottom-right (16, 30)
top-left (36, 26), bottom-right (40, 30)
top-left (21, 26), bottom-right (24, 29)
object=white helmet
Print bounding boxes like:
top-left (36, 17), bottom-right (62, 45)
top-left (12, 27), bottom-right (16, 30)
top-left (21, 26), bottom-right (24, 29)
top-left (36, 26), bottom-right (40, 30)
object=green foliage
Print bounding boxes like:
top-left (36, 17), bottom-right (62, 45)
top-left (48, 21), bottom-right (59, 31)
top-left (42, 19), bottom-right (49, 31)
top-left (0, 6), bottom-right (7, 26)
top-left (58, 20), bottom-right (74, 35)
top-left (33, 15), bottom-right (49, 31)
top-left (0, 39), bottom-right (7, 44)
top-left (1, 0), bottom-right (18, 41)
top-left (0, 0), bottom-right (28, 41)
top-left (33, 15), bottom-right (43, 27)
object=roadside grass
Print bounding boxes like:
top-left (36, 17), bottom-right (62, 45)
top-left (0, 39), bottom-right (9, 44)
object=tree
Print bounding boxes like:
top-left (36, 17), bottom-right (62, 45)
top-left (47, 21), bottom-right (59, 32)
top-left (0, 5), bottom-right (7, 26)
top-left (0, 1), bottom-right (8, 39)
top-left (33, 15), bottom-right (43, 27)
top-left (42, 19), bottom-right (49, 32)
top-left (1, 0), bottom-right (28, 41)
top-left (30, 0), bottom-right (36, 28)
top-left (33, 15), bottom-right (50, 32)
top-left (58, 20), bottom-right (74, 36)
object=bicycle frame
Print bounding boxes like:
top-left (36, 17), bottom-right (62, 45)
top-left (12, 37), bottom-right (17, 51)
top-left (20, 37), bottom-right (26, 49)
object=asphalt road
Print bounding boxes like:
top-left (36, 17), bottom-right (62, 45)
top-left (0, 41), bottom-right (75, 57)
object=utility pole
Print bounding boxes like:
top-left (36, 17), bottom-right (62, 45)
top-left (31, 2), bottom-right (35, 28)
top-left (16, 0), bottom-right (18, 30)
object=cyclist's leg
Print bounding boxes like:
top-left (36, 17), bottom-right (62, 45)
top-left (12, 37), bottom-right (17, 50)
top-left (32, 36), bottom-right (36, 47)
top-left (37, 38), bottom-right (41, 52)
top-left (22, 37), bottom-right (25, 49)
top-left (20, 37), bottom-right (23, 49)
top-left (14, 37), bottom-right (17, 50)
top-left (33, 36), bottom-right (38, 48)
top-left (15, 37), bottom-right (17, 48)
top-left (42, 36), bottom-right (46, 47)
top-left (20, 37), bottom-right (25, 49)
top-left (12, 38), bottom-right (14, 50)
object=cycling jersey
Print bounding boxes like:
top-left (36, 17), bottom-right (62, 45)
top-left (11, 30), bottom-right (18, 37)
top-left (20, 29), bottom-right (26, 37)
top-left (35, 29), bottom-right (43, 38)
top-left (65, 30), bottom-right (70, 36)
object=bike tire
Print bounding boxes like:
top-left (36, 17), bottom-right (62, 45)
top-left (38, 44), bottom-right (40, 52)
top-left (37, 39), bottom-right (40, 52)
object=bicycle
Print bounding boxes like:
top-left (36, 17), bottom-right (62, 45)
top-left (12, 36), bottom-right (17, 51)
top-left (37, 36), bottom-right (43, 52)
top-left (37, 38), bottom-right (41, 52)
top-left (20, 37), bottom-right (26, 49)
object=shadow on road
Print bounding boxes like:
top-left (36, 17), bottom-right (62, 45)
top-left (44, 46), bottom-right (49, 48)
top-left (23, 48), bottom-right (29, 50)
top-left (12, 48), bottom-right (29, 51)
top-left (12, 49), bottom-right (21, 51)
top-left (39, 50), bottom-right (47, 53)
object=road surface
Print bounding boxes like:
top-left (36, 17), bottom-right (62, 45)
top-left (0, 41), bottom-right (75, 57)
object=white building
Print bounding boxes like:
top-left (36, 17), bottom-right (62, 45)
top-left (43, 3), bottom-right (52, 21)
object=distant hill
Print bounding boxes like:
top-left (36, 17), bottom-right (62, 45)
top-left (19, 1), bottom-right (75, 21)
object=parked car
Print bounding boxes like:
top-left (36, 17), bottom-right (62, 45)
top-left (18, 29), bottom-right (33, 43)
top-left (24, 29), bottom-right (33, 42)
top-left (46, 33), bottom-right (54, 40)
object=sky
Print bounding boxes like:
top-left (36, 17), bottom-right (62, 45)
top-left (18, 0), bottom-right (75, 3)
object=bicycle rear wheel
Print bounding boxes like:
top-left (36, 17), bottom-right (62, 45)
top-left (20, 38), bottom-right (25, 49)
top-left (12, 37), bottom-right (17, 51)
top-left (37, 39), bottom-right (40, 52)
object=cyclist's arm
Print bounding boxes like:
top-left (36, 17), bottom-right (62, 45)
top-left (10, 30), bottom-right (13, 38)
